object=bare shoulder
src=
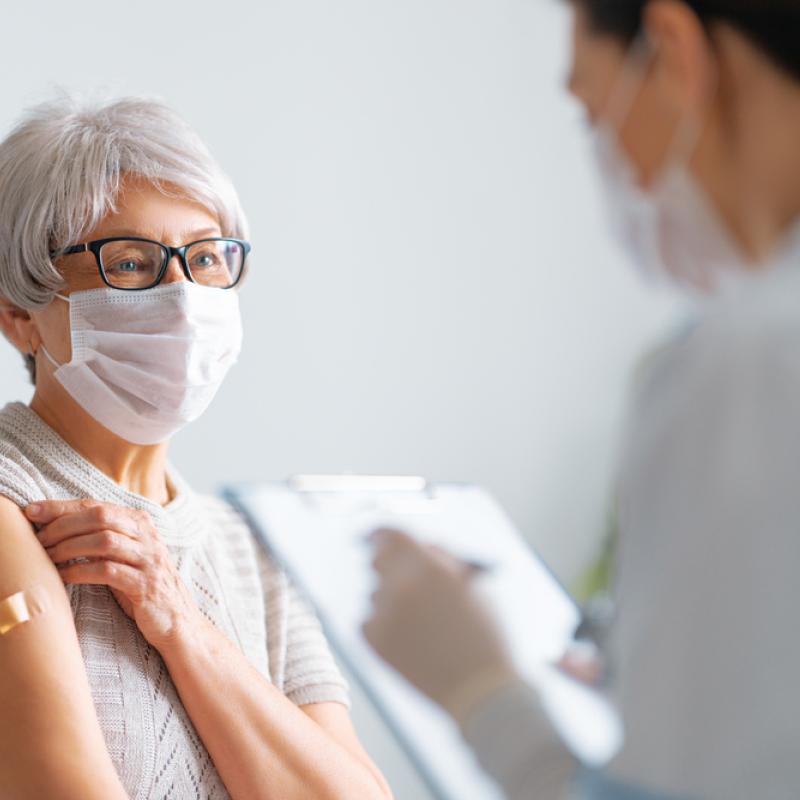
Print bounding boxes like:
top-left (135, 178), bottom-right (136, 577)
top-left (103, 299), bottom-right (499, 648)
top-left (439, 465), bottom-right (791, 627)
top-left (0, 496), bottom-right (128, 799)
top-left (0, 495), bottom-right (61, 592)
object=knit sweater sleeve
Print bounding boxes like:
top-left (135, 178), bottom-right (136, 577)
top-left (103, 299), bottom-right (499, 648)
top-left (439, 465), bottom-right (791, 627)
top-left (255, 543), bottom-right (351, 708)
top-left (0, 452), bottom-right (46, 507)
top-left (282, 579), bottom-right (351, 707)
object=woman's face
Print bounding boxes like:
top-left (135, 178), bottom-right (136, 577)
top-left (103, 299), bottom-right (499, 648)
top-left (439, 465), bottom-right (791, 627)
top-left (31, 175), bottom-right (222, 371)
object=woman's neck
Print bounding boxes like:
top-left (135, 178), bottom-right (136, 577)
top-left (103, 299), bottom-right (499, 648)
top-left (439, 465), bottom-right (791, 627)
top-left (29, 384), bottom-right (172, 506)
top-left (706, 30), bottom-right (800, 262)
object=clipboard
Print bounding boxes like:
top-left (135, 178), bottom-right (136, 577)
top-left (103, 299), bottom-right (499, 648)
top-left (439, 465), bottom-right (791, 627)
top-left (223, 476), bottom-right (621, 800)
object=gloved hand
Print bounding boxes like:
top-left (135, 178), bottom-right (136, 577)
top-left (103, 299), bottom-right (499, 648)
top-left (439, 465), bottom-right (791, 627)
top-left (362, 528), bottom-right (523, 725)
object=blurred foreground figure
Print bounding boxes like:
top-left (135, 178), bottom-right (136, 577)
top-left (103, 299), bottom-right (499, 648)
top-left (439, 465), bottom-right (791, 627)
top-left (365, 2), bottom-right (800, 798)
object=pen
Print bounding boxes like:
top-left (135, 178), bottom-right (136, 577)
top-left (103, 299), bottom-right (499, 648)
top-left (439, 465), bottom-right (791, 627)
top-left (463, 559), bottom-right (495, 575)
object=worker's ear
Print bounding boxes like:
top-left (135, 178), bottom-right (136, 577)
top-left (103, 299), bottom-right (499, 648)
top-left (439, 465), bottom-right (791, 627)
top-left (0, 298), bottom-right (41, 357)
top-left (644, 0), bottom-right (718, 119)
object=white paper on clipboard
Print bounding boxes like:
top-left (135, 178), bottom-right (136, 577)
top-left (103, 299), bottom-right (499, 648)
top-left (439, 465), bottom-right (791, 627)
top-left (223, 477), bottom-right (621, 800)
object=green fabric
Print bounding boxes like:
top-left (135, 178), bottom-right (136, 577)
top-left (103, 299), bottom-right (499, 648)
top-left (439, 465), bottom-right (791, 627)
top-left (573, 501), bottom-right (618, 606)
top-left (573, 342), bottom-right (670, 606)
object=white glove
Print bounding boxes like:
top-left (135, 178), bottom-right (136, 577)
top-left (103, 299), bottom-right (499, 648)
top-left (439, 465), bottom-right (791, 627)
top-left (362, 528), bottom-right (522, 724)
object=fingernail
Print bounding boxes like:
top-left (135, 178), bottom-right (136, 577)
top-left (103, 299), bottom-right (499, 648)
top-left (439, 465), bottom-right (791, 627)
top-left (26, 503), bottom-right (42, 518)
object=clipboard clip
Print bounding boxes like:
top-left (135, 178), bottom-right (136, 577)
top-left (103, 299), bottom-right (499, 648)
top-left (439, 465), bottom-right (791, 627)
top-left (288, 475), bottom-right (429, 494)
top-left (287, 474), bottom-right (438, 513)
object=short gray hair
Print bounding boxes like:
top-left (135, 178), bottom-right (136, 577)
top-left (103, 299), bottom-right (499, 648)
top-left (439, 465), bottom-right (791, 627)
top-left (0, 92), bottom-right (249, 380)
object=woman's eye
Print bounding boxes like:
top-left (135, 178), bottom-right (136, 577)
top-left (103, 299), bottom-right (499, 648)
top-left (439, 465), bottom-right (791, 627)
top-left (111, 260), bottom-right (140, 273)
top-left (192, 252), bottom-right (220, 270)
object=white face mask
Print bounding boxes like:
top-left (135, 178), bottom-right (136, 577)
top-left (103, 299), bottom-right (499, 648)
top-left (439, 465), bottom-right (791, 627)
top-left (41, 281), bottom-right (243, 445)
top-left (591, 38), bottom-right (747, 293)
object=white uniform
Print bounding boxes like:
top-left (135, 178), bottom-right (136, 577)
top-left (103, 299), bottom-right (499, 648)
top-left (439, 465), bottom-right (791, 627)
top-left (462, 226), bottom-right (800, 800)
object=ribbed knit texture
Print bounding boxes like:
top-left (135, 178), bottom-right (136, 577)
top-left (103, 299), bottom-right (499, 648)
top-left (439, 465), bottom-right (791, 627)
top-left (0, 402), bottom-right (349, 800)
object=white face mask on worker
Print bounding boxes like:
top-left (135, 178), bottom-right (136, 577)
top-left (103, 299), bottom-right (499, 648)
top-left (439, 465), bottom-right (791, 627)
top-left (41, 281), bottom-right (243, 445)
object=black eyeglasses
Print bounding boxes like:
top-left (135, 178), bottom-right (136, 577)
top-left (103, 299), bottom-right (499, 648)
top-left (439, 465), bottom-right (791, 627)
top-left (51, 236), bottom-right (251, 291)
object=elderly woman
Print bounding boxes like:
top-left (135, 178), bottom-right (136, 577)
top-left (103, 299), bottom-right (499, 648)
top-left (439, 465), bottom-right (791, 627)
top-left (0, 96), bottom-right (392, 800)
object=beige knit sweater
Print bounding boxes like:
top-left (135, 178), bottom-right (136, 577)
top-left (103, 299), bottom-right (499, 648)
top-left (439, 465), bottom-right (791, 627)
top-left (0, 401), bottom-right (349, 800)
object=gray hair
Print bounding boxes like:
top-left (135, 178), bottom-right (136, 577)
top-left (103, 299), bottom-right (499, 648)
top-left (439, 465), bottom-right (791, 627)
top-left (0, 92), bottom-right (249, 381)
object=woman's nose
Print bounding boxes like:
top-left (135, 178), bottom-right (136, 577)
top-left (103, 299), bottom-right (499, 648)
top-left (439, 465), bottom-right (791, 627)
top-left (160, 255), bottom-right (188, 285)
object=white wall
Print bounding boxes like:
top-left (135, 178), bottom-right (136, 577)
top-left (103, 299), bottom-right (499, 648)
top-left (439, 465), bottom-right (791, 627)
top-left (0, 1), bottom-right (676, 796)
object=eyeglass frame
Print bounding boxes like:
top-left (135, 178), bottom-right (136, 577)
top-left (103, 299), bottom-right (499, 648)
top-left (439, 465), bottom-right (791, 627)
top-left (49, 235), bottom-right (252, 291)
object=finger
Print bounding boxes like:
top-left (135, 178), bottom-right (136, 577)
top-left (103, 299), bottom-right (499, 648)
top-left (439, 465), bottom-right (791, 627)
top-left (371, 529), bottom-right (423, 573)
top-left (361, 617), bottom-right (383, 651)
top-left (370, 528), bottom-right (416, 547)
top-left (426, 543), bottom-right (474, 575)
top-left (375, 542), bottom-right (449, 584)
top-left (57, 559), bottom-right (144, 596)
top-left (35, 504), bottom-right (143, 547)
top-left (24, 498), bottom-right (103, 525)
top-left (46, 531), bottom-right (146, 568)
top-left (368, 585), bottom-right (394, 613)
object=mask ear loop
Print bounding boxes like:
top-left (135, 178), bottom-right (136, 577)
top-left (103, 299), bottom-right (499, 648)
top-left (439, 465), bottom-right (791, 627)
top-left (39, 344), bottom-right (62, 370)
top-left (37, 292), bottom-right (71, 370)
top-left (659, 36), bottom-right (721, 177)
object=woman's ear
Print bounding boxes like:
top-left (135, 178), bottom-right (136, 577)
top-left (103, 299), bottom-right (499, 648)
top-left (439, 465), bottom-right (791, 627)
top-left (644, 0), bottom-right (718, 118)
top-left (0, 299), bottom-right (41, 357)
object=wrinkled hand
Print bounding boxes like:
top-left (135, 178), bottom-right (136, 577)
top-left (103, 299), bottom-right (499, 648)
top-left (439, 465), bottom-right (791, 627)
top-left (26, 499), bottom-right (200, 652)
top-left (362, 529), bottom-right (519, 719)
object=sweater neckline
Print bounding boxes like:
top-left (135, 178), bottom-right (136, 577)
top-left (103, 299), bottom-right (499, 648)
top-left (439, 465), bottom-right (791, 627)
top-left (2, 402), bottom-right (200, 547)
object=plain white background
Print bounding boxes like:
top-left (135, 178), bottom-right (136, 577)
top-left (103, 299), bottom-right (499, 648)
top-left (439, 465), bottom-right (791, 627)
top-left (0, 1), bottom-right (677, 796)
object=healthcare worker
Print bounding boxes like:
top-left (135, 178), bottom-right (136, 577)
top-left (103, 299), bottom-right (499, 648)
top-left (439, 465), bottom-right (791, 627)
top-left (364, 2), bottom-right (800, 798)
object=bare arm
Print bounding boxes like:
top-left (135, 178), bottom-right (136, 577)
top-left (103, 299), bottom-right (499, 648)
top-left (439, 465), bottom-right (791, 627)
top-left (0, 497), bottom-right (128, 800)
top-left (160, 612), bottom-right (393, 800)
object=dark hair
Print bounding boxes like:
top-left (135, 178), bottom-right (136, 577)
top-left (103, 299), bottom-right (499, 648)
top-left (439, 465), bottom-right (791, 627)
top-left (576, 1), bottom-right (800, 80)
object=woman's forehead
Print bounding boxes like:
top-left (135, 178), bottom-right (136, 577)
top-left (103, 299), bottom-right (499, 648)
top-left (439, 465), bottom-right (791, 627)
top-left (87, 176), bottom-right (222, 244)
